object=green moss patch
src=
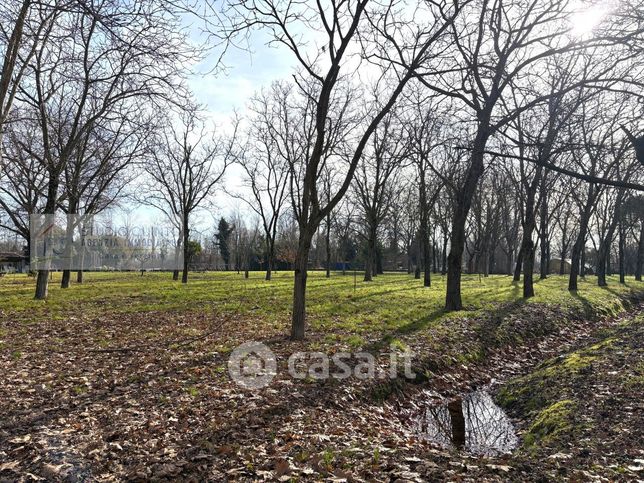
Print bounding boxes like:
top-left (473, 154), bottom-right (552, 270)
top-left (524, 400), bottom-right (576, 446)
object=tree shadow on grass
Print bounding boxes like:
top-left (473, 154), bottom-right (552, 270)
top-left (344, 284), bottom-right (429, 303)
top-left (476, 298), bottom-right (527, 348)
top-left (570, 290), bottom-right (595, 318)
top-left (364, 308), bottom-right (446, 353)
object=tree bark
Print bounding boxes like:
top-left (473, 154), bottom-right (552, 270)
top-left (597, 196), bottom-right (623, 286)
top-left (618, 221), bottom-right (625, 284)
top-left (636, 220), bottom-right (643, 281)
top-left (539, 200), bottom-right (549, 280)
top-left (522, 242), bottom-right (536, 298)
top-left (291, 232), bottom-right (312, 340)
top-left (441, 233), bottom-right (448, 275)
top-left (172, 234), bottom-right (181, 281)
top-left (414, 236), bottom-right (421, 279)
top-left (364, 225), bottom-right (375, 282)
top-left (325, 213), bottom-right (331, 278)
top-left (445, 125), bottom-right (489, 310)
top-left (265, 240), bottom-right (274, 281)
top-left (580, 248), bottom-right (586, 278)
top-left (181, 213), bottom-right (189, 284)
top-left (569, 185), bottom-right (595, 291)
top-left (559, 223), bottom-right (568, 275)
top-left (513, 246), bottom-right (523, 282)
top-left (422, 226), bottom-right (431, 287)
top-left (35, 177), bottom-right (60, 299)
top-left (448, 399), bottom-right (466, 448)
top-left (35, 269), bottom-right (50, 299)
top-left (61, 213), bottom-right (77, 289)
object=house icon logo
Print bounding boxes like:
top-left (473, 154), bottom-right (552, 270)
top-left (228, 341), bottom-right (277, 390)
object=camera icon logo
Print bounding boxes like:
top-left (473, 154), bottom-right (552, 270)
top-left (228, 341), bottom-right (277, 390)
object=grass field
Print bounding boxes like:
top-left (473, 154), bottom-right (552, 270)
top-left (1, 271), bottom-right (643, 481)
top-left (1, 270), bottom-right (641, 331)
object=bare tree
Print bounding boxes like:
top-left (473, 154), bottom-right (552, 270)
top-left (234, 83), bottom-right (293, 281)
top-left (58, 115), bottom-right (149, 287)
top-left (0, 113), bottom-right (47, 250)
top-left (565, 96), bottom-right (633, 290)
top-left (142, 109), bottom-right (233, 284)
top-left (412, 0), bottom-right (643, 310)
top-left (353, 113), bottom-right (406, 282)
top-left (406, 98), bottom-right (444, 286)
top-left (16, 0), bottom-right (192, 298)
top-left (220, 0), bottom-right (464, 338)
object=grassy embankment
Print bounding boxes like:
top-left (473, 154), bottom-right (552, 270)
top-left (495, 307), bottom-right (643, 480)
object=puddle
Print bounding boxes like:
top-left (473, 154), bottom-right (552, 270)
top-left (411, 389), bottom-right (518, 456)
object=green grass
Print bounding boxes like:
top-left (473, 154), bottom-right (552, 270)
top-left (1, 271), bottom-right (641, 336)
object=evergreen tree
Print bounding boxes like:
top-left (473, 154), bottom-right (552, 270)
top-left (215, 218), bottom-right (234, 270)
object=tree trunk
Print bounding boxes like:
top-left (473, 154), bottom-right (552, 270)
top-left (569, 186), bottom-right (594, 291)
top-left (445, 136), bottom-right (487, 310)
top-left (441, 234), bottom-right (448, 275)
top-left (580, 248), bottom-right (586, 278)
top-left (597, 249), bottom-right (607, 286)
top-left (448, 399), bottom-right (466, 448)
top-left (418, 167), bottom-right (431, 286)
top-left (60, 216), bottom-right (72, 287)
top-left (597, 216), bottom-right (620, 287)
top-left (432, 238), bottom-right (438, 274)
top-left (35, 176), bottom-right (60, 299)
top-left (539, 235), bottom-right (548, 280)
top-left (181, 213), bottom-right (189, 284)
top-left (35, 269), bottom-right (50, 299)
top-left (619, 221), bottom-right (625, 284)
top-left (445, 246), bottom-right (463, 310)
top-left (76, 240), bottom-right (85, 284)
top-left (513, 246), bottom-right (523, 282)
top-left (172, 234), bottom-right (181, 281)
top-left (422, 227), bottom-right (431, 288)
top-left (606, 238), bottom-right (612, 276)
top-left (559, 223), bottom-right (568, 275)
top-left (266, 240), bottom-right (274, 281)
top-left (539, 177), bottom-right (549, 280)
top-left (636, 220), bottom-right (643, 281)
top-left (569, 234), bottom-right (584, 290)
top-left (364, 228), bottom-right (375, 282)
top-left (61, 269), bottom-right (71, 288)
top-left (291, 232), bottom-right (312, 340)
top-left (523, 242), bottom-right (536, 298)
top-left (506, 248), bottom-right (513, 275)
top-left (325, 214), bottom-right (331, 278)
top-left (414, 236), bottom-right (421, 279)
top-left (376, 244), bottom-right (383, 275)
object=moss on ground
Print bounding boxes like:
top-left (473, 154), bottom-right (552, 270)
top-left (497, 309), bottom-right (643, 465)
top-left (524, 400), bottom-right (576, 447)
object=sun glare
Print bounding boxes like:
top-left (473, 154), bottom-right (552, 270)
top-left (571, 4), bottom-right (610, 36)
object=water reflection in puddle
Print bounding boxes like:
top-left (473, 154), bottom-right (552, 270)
top-left (412, 390), bottom-right (518, 456)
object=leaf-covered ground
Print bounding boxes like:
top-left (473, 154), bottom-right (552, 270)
top-left (0, 272), bottom-right (642, 481)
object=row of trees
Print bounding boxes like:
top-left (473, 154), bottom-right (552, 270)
top-left (1, 0), bottom-right (643, 340)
